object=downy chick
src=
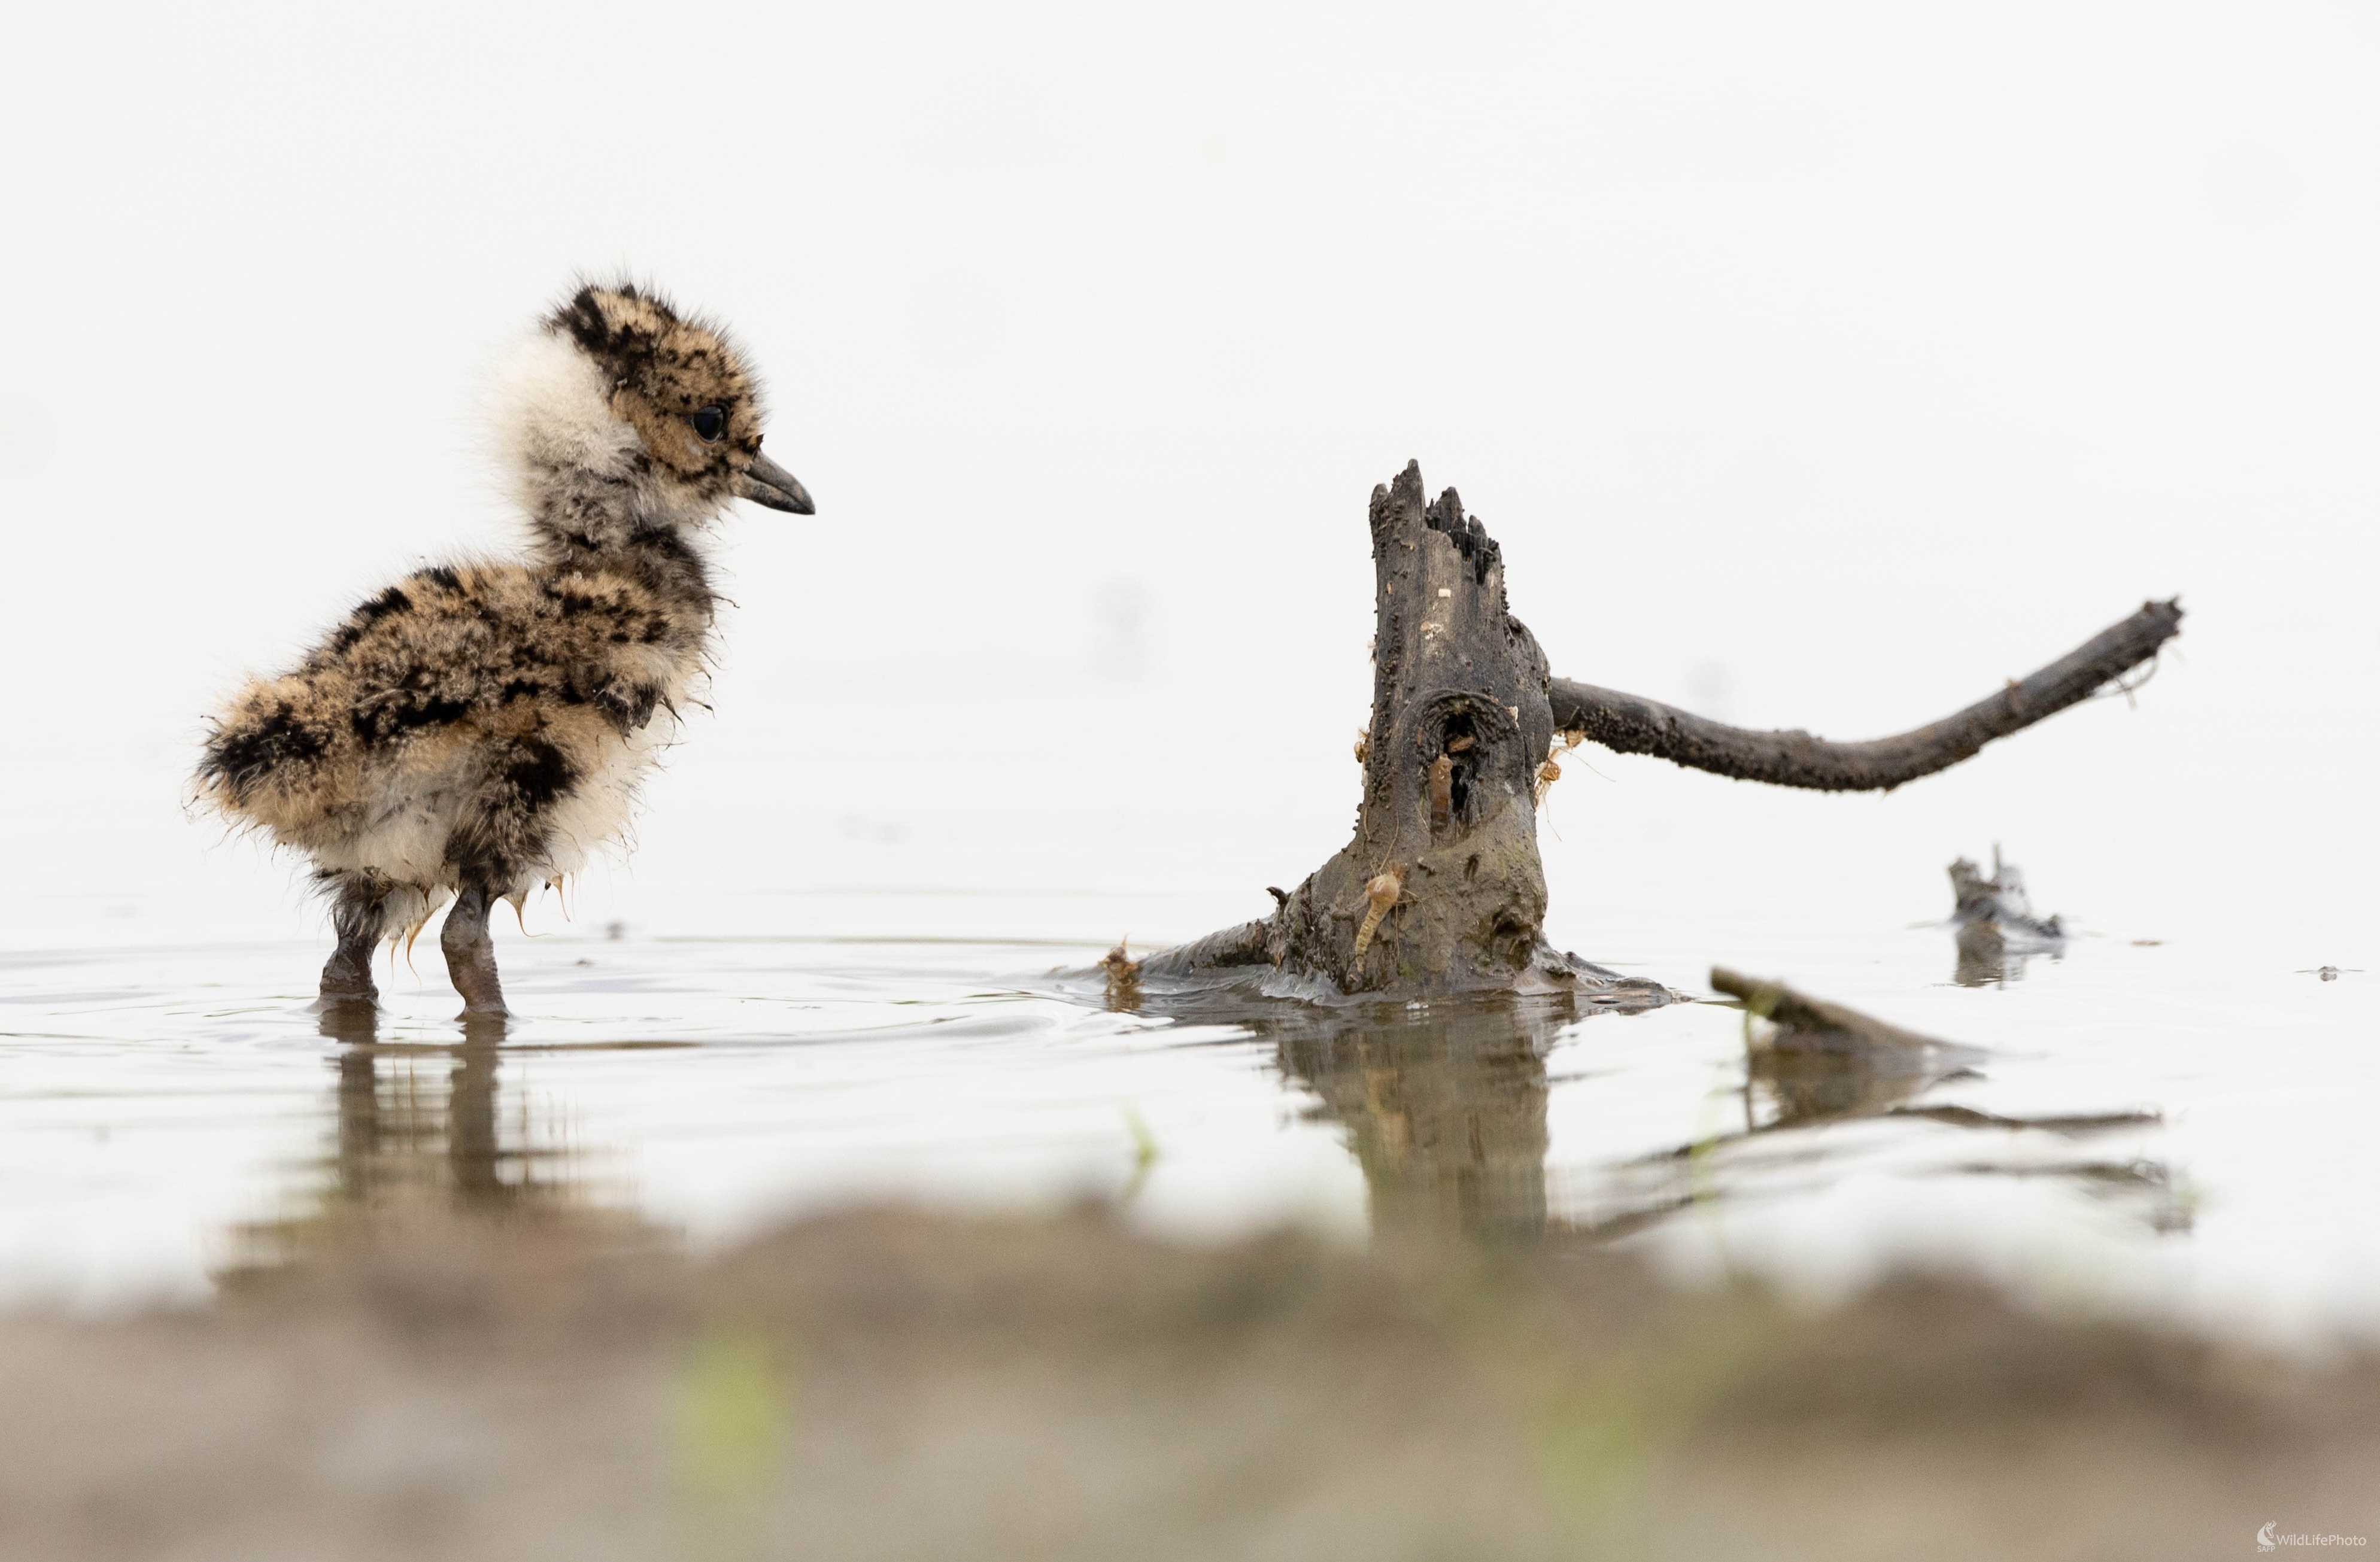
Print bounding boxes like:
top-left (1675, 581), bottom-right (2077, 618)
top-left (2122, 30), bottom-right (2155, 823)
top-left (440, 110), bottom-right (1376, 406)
top-left (196, 282), bottom-right (812, 1017)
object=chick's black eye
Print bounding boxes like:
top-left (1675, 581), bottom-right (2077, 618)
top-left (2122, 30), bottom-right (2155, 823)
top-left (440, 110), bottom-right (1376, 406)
top-left (690, 405), bottom-right (727, 443)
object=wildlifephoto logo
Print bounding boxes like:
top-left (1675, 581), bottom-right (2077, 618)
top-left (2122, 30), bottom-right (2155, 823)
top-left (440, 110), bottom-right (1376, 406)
top-left (2260, 1523), bottom-right (2368, 1551)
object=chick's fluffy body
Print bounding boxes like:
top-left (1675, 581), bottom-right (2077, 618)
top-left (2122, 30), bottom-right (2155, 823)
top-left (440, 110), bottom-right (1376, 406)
top-left (196, 284), bottom-right (772, 940)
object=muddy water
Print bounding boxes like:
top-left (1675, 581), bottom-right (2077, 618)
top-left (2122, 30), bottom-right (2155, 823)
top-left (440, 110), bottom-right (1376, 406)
top-left (2, 866), bottom-right (2373, 1348)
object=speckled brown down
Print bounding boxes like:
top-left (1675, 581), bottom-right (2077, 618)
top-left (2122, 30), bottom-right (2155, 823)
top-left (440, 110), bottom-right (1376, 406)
top-left (195, 282), bottom-right (812, 1016)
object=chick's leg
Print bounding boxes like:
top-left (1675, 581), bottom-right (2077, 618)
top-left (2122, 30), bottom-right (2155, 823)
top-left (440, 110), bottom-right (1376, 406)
top-left (320, 874), bottom-right (386, 1007)
top-left (440, 883), bottom-right (509, 1018)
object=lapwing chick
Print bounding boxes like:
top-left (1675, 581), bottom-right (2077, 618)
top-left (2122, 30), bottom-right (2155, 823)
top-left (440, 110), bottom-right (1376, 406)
top-left (196, 282), bottom-right (812, 1019)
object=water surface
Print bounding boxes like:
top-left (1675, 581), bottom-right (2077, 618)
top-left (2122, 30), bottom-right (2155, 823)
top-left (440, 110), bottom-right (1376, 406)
top-left (4, 887), bottom-right (2371, 1349)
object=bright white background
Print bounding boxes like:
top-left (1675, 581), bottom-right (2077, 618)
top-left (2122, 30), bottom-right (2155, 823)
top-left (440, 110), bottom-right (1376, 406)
top-left (1, 2), bottom-right (2373, 969)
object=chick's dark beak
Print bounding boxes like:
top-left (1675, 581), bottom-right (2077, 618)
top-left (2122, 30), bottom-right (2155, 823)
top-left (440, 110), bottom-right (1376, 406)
top-left (737, 450), bottom-right (815, 514)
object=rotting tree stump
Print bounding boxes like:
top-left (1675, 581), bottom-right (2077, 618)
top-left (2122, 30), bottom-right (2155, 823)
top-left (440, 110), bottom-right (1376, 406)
top-left (1138, 461), bottom-right (2182, 1001)
top-left (1145, 462), bottom-right (1599, 996)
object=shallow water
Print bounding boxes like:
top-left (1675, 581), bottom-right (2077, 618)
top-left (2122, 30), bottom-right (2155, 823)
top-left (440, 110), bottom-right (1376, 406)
top-left (4, 875), bottom-right (2373, 1350)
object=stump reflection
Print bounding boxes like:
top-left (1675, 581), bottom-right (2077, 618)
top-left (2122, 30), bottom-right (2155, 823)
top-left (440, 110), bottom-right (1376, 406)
top-left (1268, 999), bottom-right (1573, 1242)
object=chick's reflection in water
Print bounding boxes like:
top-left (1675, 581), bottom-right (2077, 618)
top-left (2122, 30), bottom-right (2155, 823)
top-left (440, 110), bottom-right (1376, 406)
top-left (226, 1008), bottom-right (634, 1278)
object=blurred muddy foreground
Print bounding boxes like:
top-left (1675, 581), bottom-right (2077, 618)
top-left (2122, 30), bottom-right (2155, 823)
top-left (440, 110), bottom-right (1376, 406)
top-left (4, 986), bottom-right (2373, 1562)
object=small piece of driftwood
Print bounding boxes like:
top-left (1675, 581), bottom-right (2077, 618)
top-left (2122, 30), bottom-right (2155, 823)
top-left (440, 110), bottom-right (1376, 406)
top-left (1709, 967), bottom-right (1962, 1057)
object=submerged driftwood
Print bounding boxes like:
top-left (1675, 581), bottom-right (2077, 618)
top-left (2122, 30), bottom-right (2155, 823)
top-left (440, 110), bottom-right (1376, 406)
top-left (1143, 463), bottom-right (2181, 998)
top-left (1947, 849), bottom-right (2069, 986)
top-left (1705, 966), bottom-right (2162, 1141)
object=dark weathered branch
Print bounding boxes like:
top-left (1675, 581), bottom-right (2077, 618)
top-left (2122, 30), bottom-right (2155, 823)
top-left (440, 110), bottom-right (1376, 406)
top-left (1549, 599), bottom-right (2182, 792)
